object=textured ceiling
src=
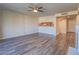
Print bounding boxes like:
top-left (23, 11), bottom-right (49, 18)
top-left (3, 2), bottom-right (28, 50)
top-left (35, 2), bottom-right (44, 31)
top-left (0, 3), bottom-right (79, 17)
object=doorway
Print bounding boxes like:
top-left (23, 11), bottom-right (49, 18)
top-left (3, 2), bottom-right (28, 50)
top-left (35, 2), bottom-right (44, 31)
top-left (67, 15), bottom-right (76, 48)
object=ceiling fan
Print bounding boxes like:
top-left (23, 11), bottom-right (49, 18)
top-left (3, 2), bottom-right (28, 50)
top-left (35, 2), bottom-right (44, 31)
top-left (27, 4), bottom-right (45, 13)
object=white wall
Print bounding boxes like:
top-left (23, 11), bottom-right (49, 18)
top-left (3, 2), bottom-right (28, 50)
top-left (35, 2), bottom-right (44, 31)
top-left (38, 16), bottom-right (56, 35)
top-left (1, 10), bottom-right (38, 39)
top-left (23, 15), bottom-right (38, 35)
top-left (0, 10), bottom-right (3, 39)
top-left (76, 14), bottom-right (79, 52)
top-left (0, 10), bottom-right (1, 38)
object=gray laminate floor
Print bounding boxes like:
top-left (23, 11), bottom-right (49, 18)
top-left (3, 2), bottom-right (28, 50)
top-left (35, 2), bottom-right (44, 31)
top-left (0, 33), bottom-right (68, 55)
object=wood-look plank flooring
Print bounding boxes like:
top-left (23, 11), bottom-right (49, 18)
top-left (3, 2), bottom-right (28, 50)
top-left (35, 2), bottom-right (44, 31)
top-left (0, 33), bottom-right (69, 55)
top-left (67, 32), bottom-right (75, 48)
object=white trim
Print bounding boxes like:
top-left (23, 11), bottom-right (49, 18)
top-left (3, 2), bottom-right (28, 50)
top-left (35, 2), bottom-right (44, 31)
top-left (1, 32), bottom-right (38, 39)
top-left (55, 10), bottom-right (78, 17)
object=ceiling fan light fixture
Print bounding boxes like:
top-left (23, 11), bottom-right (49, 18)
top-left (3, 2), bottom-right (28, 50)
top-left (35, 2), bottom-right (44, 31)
top-left (33, 9), bottom-right (38, 12)
top-left (28, 4), bottom-right (44, 13)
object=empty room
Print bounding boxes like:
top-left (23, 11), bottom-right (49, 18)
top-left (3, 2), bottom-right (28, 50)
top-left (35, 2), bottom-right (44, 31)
top-left (0, 3), bottom-right (79, 55)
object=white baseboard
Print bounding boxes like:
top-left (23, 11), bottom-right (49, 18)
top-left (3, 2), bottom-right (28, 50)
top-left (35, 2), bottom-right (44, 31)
top-left (0, 32), bottom-right (55, 40)
top-left (1, 32), bottom-right (38, 39)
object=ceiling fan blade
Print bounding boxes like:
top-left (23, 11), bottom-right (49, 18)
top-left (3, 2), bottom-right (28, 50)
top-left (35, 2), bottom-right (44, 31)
top-left (38, 7), bottom-right (43, 9)
top-left (38, 10), bottom-right (44, 12)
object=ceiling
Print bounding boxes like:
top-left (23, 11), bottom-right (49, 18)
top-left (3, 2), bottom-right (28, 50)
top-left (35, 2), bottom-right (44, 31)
top-left (0, 3), bottom-right (79, 17)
